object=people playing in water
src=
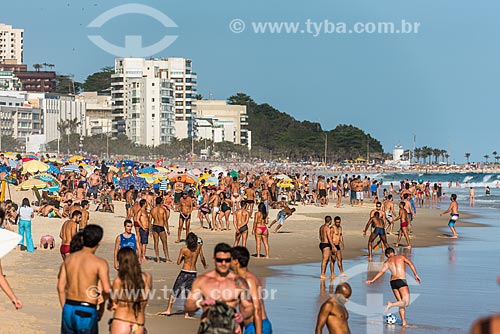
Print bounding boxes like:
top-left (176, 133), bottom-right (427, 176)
top-left (440, 193), bottom-right (459, 238)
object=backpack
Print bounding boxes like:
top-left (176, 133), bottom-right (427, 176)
top-left (197, 301), bottom-right (238, 334)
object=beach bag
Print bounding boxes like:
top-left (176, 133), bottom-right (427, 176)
top-left (197, 301), bottom-right (238, 334)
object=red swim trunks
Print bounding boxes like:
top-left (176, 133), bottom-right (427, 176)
top-left (134, 221), bottom-right (140, 228)
top-left (60, 244), bottom-right (70, 255)
top-left (401, 221), bottom-right (409, 228)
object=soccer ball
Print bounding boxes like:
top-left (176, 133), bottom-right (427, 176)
top-left (385, 313), bottom-right (397, 324)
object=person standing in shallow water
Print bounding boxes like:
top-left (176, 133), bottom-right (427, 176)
top-left (366, 247), bottom-right (421, 328)
top-left (440, 193), bottom-right (459, 238)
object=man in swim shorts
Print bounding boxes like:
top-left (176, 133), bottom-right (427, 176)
top-left (363, 212), bottom-right (389, 261)
top-left (177, 191), bottom-right (193, 243)
top-left (440, 193), bottom-right (459, 238)
top-left (315, 283), bottom-right (352, 334)
top-left (234, 201), bottom-right (250, 247)
top-left (150, 197), bottom-right (172, 264)
top-left (366, 247), bottom-right (421, 328)
top-left (319, 216), bottom-right (333, 279)
top-left (57, 225), bottom-right (111, 334)
top-left (59, 210), bottom-right (82, 260)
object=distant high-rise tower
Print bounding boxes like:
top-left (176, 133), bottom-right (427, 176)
top-left (0, 23), bottom-right (24, 64)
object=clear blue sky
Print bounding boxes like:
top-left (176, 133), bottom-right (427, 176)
top-left (3, 0), bottom-right (499, 163)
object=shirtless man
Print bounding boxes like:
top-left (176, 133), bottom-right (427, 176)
top-left (317, 176), bottom-right (327, 206)
top-left (87, 169), bottom-right (101, 204)
top-left (75, 184), bottom-right (86, 202)
top-left (234, 201), bottom-right (250, 247)
top-left (80, 200), bottom-right (90, 231)
top-left (244, 183), bottom-right (256, 216)
top-left (260, 187), bottom-right (271, 214)
top-left (383, 195), bottom-right (396, 234)
top-left (366, 247), bottom-right (421, 328)
top-left (150, 197), bottom-right (172, 263)
top-left (59, 210), bottom-right (82, 260)
top-left (158, 232), bottom-right (207, 318)
top-left (134, 199), bottom-right (150, 263)
top-left (469, 187), bottom-right (475, 207)
top-left (370, 201), bottom-right (386, 221)
top-left (231, 176), bottom-right (241, 198)
top-left (177, 191), bottom-right (193, 243)
top-left (393, 202), bottom-right (412, 248)
top-left (330, 216), bottom-right (346, 277)
top-left (125, 185), bottom-right (135, 220)
top-left (185, 243), bottom-right (254, 334)
top-left (440, 193), bottom-right (459, 238)
top-left (315, 283), bottom-right (352, 334)
top-left (363, 212), bottom-right (389, 261)
top-left (173, 177), bottom-right (185, 211)
top-left (57, 224), bottom-right (111, 334)
top-left (319, 216), bottom-right (334, 279)
top-left (78, 166), bottom-right (87, 188)
top-left (231, 246), bottom-right (273, 334)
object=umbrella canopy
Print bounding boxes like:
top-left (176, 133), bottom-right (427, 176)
top-left (229, 170), bottom-right (239, 178)
top-left (22, 160), bottom-right (49, 174)
top-left (17, 178), bottom-right (47, 190)
top-left (190, 168), bottom-right (203, 176)
top-left (122, 160), bottom-right (136, 167)
top-left (61, 165), bottom-right (80, 173)
top-left (203, 176), bottom-right (219, 186)
top-left (155, 167), bottom-right (169, 174)
top-left (169, 174), bottom-right (197, 184)
top-left (138, 173), bottom-right (160, 184)
top-left (46, 163), bottom-right (60, 174)
top-left (23, 154), bottom-right (38, 160)
top-left (118, 176), bottom-right (148, 190)
top-left (275, 174), bottom-right (290, 180)
top-left (68, 155), bottom-right (84, 163)
top-left (277, 181), bottom-right (294, 189)
top-left (0, 229), bottom-right (22, 259)
top-left (34, 173), bottom-right (61, 185)
top-left (108, 165), bottom-right (119, 173)
top-left (140, 166), bottom-right (158, 174)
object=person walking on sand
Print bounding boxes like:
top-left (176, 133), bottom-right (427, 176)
top-left (157, 232), bottom-right (207, 318)
top-left (330, 216), bottom-right (346, 277)
top-left (234, 201), bottom-right (250, 247)
top-left (319, 216), bottom-right (333, 279)
top-left (440, 193), bottom-right (459, 238)
top-left (17, 198), bottom-right (35, 252)
top-left (109, 247), bottom-right (152, 334)
top-left (363, 212), bottom-right (390, 261)
top-left (134, 199), bottom-right (150, 263)
top-left (150, 197), bottom-right (172, 263)
top-left (253, 202), bottom-right (270, 258)
top-left (57, 224), bottom-right (111, 334)
top-left (177, 191), bottom-right (193, 243)
top-left (315, 283), bottom-right (352, 334)
top-left (59, 210), bottom-right (82, 260)
top-left (393, 202), bottom-right (412, 248)
top-left (113, 220), bottom-right (141, 270)
top-left (366, 247), bottom-right (421, 328)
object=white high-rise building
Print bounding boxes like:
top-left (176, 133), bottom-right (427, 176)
top-left (0, 23), bottom-right (24, 64)
top-left (111, 57), bottom-right (195, 146)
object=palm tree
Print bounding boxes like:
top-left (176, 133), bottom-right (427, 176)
top-left (432, 148), bottom-right (441, 164)
top-left (414, 147), bottom-right (421, 164)
top-left (465, 153), bottom-right (471, 164)
top-left (33, 64), bottom-right (42, 72)
top-left (444, 153), bottom-right (450, 165)
top-left (484, 154), bottom-right (490, 164)
top-left (493, 151), bottom-right (498, 164)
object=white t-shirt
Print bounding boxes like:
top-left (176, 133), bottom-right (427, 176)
top-left (18, 206), bottom-right (34, 221)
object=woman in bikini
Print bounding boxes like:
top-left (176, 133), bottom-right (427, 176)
top-left (253, 202), bottom-right (270, 258)
top-left (109, 247), bottom-right (152, 334)
top-left (218, 192), bottom-right (232, 231)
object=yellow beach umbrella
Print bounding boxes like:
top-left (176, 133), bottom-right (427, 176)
top-left (22, 160), bottom-right (49, 174)
top-left (68, 155), bottom-right (84, 163)
top-left (138, 173), bottom-right (160, 184)
top-left (108, 166), bottom-right (119, 173)
top-left (155, 167), bottom-right (169, 173)
top-left (17, 178), bottom-right (47, 190)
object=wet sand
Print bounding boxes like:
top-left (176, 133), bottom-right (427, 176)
top-left (0, 186), bottom-right (479, 333)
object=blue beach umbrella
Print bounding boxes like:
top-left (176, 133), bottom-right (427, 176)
top-left (140, 166), bottom-right (158, 174)
top-left (46, 163), bottom-right (60, 174)
top-left (118, 176), bottom-right (148, 190)
top-left (61, 165), bottom-right (80, 173)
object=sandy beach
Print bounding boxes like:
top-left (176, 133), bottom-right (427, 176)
top-left (0, 183), bottom-right (477, 334)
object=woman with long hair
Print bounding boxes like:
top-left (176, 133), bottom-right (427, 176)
top-left (109, 247), bottom-right (151, 334)
top-left (253, 202), bottom-right (270, 258)
top-left (17, 198), bottom-right (35, 252)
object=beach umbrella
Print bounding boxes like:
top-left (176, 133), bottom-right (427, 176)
top-left (229, 170), bottom-right (239, 178)
top-left (0, 229), bottom-right (22, 259)
top-left (140, 166), bottom-right (158, 174)
top-left (275, 174), bottom-right (290, 180)
top-left (278, 181), bottom-right (294, 189)
top-left (108, 165), bottom-right (119, 173)
top-left (204, 176), bottom-right (219, 186)
top-left (48, 158), bottom-right (64, 165)
top-left (0, 166), bottom-right (9, 174)
top-left (17, 178), bottom-right (47, 190)
top-left (118, 175), bottom-right (148, 190)
top-left (34, 173), bottom-right (61, 185)
top-left (155, 167), bottom-right (169, 174)
top-left (190, 168), bottom-right (202, 176)
top-left (46, 163), bottom-right (60, 174)
top-left (122, 160), bottom-right (136, 167)
top-left (22, 160), bottom-right (49, 174)
top-left (61, 165), bottom-right (80, 173)
top-left (68, 155), bottom-right (84, 163)
top-left (138, 173), bottom-right (160, 184)
top-left (169, 174), bottom-right (197, 185)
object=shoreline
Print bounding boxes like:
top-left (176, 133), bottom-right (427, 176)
top-left (0, 191), bottom-right (484, 333)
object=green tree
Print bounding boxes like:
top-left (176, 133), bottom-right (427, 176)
top-left (493, 151), bottom-right (498, 164)
top-left (484, 154), bottom-right (490, 164)
top-left (82, 66), bottom-right (113, 94)
top-left (55, 75), bottom-right (82, 94)
top-left (0, 135), bottom-right (20, 151)
top-left (227, 93), bottom-right (257, 112)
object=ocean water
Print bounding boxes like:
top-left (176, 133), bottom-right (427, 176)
top-left (262, 199), bottom-right (500, 333)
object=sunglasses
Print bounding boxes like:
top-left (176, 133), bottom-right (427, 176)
top-left (215, 258), bottom-right (231, 263)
